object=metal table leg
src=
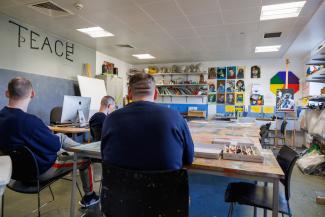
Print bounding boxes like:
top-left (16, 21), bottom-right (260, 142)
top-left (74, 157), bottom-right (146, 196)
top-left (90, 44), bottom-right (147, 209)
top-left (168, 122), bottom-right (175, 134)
top-left (70, 153), bottom-right (78, 217)
top-left (272, 179), bottom-right (279, 217)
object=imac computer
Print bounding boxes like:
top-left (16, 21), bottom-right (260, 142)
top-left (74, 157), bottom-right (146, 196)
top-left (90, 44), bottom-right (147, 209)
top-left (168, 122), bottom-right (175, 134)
top-left (60, 96), bottom-right (91, 127)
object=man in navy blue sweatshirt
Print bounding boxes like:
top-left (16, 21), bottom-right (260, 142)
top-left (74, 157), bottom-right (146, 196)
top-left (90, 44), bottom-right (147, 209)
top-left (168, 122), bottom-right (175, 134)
top-left (0, 77), bottom-right (99, 207)
top-left (101, 73), bottom-right (194, 170)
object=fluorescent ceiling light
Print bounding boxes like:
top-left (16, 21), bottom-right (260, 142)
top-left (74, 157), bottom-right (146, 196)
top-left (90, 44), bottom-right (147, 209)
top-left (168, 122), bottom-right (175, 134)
top-left (255, 45), bottom-right (281, 53)
top-left (260, 1), bottom-right (306, 20)
top-left (77, 27), bottom-right (114, 38)
top-left (132, 54), bottom-right (155, 59)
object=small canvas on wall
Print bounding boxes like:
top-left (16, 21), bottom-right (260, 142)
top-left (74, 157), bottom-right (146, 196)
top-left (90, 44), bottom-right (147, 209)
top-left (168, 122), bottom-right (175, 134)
top-left (235, 93), bottom-right (244, 105)
top-left (251, 65), bottom-right (261, 78)
top-left (276, 89), bottom-right (295, 111)
top-left (217, 80), bottom-right (225, 93)
top-left (237, 66), bottom-right (245, 79)
top-left (226, 93), bottom-right (235, 105)
top-left (208, 94), bottom-right (216, 104)
top-left (250, 94), bottom-right (264, 105)
top-left (217, 94), bottom-right (225, 104)
top-left (208, 67), bottom-right (217, 79)
top-left (227, 66), bottom-right (237, 79)
top-left (217, 67), bottom-right (226, 80)
top-left (208, 80), bottom-right (216, 93)
top-left (226, 80), bottom-right (236, 92)
top-left (236, 80), bottom-right (245, 92)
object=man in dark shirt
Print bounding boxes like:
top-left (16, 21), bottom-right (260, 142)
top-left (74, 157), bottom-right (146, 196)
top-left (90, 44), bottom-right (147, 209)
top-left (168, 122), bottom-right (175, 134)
top-left (101, 73), bottom-right (194, 170)
top-left (89, 95), bottom-right (115, 141)
top-left (0, 77), bottom-right (99, 207)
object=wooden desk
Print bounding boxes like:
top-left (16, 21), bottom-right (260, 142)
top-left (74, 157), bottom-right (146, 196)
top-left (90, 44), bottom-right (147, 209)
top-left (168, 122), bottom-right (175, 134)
top-left (49, 126), bottom-right (90, 134)
top-left (67, 141), bottom-right (284, 217)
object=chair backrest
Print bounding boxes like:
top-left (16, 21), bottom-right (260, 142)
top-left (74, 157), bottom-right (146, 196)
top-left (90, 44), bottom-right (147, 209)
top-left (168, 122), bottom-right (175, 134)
top-left (101, 164), bottom-right (189, 217)
top-left (90, 125), bottom-right (102, 142)
top-left (5, 146), bottom-right (39, 183)
top-left (276, 145), bottom-right (299, 200)
top-left (50, 106), bottom-right (62, 124)
top-left (280, 120), bottom-right (288, 135)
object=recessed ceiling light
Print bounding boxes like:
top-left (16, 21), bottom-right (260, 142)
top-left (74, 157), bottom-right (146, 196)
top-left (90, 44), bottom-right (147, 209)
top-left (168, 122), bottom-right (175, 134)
top-left (255, 45), bottom-right (281, 53)
top-left (132, 54), bottom-right (155, 60)
top-left (77, 27), bottom-right (114, 38)
top-left (260, 1), bottom-right (306, 21)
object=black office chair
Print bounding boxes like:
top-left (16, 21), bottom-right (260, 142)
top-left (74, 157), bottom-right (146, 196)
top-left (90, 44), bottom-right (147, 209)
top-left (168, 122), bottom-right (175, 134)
top-left (268, 120), bottom-right (288, 146)
top-left (89, 125), bottom-right (102, 142)
top-left (2, 146), bottom-right (81, 217)
top-left (50, 106), bottom-right (62, 125)
top-left (224, 145), bottom-right (299, 217)
top-left (101, 164), bottom-right (189, 217)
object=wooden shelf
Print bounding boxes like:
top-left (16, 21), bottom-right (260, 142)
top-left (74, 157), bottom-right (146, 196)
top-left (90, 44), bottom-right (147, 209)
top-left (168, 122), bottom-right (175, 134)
top-left (157, 84), bottom-right (208, 87)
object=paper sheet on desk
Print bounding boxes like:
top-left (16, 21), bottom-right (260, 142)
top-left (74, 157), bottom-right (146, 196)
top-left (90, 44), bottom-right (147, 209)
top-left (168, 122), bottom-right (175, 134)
top-left (194, 144), bottom-right (223, 159)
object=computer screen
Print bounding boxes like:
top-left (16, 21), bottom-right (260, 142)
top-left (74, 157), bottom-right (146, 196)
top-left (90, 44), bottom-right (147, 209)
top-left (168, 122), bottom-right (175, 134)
top-left (60, 96), bottom-right (91, 124)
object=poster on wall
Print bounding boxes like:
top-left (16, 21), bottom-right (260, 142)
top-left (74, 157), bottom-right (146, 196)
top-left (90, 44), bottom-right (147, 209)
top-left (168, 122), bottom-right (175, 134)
top-left (227, 66), bottom-right (237, 79)
top-left (217, 94), bottom-right (225, 104)
top-left (226, 80), bottom-right (236, 92)
top-left (236, 80), bottom-right (245, 92)
top-left (251, 65), bottom-right (261, 78)
top-left (276, 89), bottom-right (295, 111)
top-left (226, 93), bottom-right (235, 105)
top-left (237, 66), bottom-right (245, 79)
top-left (208, 67), bottom-right (217, 79)
top-left (217, 80), bottom-right (225, 92)
top-left (250, 94), bottom-right (264, 105)
top-left (217, 67), bottom-right (226, 79)
top-left (270, 71), bottom-right (300, 95)
top-left (208, 94), bottom-right (216, 104)
top-left (235, 93), bottom-right (244, 105)
top-left (208, 80), bottom-right (216, 93)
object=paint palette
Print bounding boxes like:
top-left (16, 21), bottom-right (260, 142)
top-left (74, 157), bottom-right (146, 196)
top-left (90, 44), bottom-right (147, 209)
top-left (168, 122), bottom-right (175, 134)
top-left (223, 144), bottom-right (264, 163)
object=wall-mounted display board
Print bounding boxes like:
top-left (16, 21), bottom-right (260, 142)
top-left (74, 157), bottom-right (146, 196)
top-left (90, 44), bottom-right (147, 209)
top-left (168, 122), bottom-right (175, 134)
top-left (270, 71), bottom-right (300, 95)
top-left (214, 66), bottom-right (248, 116)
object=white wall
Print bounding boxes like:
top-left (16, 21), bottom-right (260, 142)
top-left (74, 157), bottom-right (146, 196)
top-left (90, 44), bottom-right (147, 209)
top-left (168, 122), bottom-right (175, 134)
top-left (134, 57), bottom-right (305, 116)
top-left (96, 51), bottom-right (132, 95)
top-left (0, 14), bottom-right (96, 80)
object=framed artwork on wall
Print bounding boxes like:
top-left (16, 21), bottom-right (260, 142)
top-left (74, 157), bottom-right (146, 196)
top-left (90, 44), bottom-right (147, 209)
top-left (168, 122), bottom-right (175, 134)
top-left (237, 66), bottom-right (245, 79)
top-left (217, 67), bottom-right (226, 80)
top-left (227, 66), bottom-right (237, 79)
top-left (208, 67), bottom-right (217, 79)
top-left (251, 65), bottom-right (261, 78)
top-left (226, 93), bottom-right (235, 105)
top-left (236, 80), bottom-right (245, 92)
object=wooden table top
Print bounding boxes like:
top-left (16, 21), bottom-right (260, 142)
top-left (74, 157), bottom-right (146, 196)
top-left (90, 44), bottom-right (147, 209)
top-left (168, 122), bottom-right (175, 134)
top-left (190, 149), bottom-right (284, 179)
top-left (49, 125), bottom-right (90, 134)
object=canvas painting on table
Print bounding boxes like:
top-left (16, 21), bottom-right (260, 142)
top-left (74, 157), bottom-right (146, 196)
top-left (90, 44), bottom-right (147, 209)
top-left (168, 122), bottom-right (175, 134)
top-left (276, 89), bottom-right (295, 111)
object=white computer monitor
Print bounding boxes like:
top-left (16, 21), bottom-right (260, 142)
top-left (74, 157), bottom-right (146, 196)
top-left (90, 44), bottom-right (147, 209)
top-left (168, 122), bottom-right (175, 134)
top-left (60, 96), bottom-right (91, 125)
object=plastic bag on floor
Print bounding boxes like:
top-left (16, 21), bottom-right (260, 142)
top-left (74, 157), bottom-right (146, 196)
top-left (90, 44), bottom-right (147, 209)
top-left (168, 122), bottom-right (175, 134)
top-left (297, 150), bottom-right (325, 175)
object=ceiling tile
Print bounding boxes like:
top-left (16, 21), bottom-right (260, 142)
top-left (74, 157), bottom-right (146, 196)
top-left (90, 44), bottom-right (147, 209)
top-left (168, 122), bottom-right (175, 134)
top-left (0, 0), bottom-right (16, 8)
top-left (176, 0), bottom-right (219, 15)
top-left (195, 25), bottom-right (226, 37)
top-left (219, 0), bottom-right (261, 10)
top-left (158, 16), bottom-right (191, 29)
top-left (167, 28), bottom-right (197, 38)
top-left (134, 0), bottom-right (170, 5)
top-left (141, 0), bottom-right (182, 20)
top-left (222, 7), bottom-right (261, 24)
top-left (187, 12), bottom-right (223, 27)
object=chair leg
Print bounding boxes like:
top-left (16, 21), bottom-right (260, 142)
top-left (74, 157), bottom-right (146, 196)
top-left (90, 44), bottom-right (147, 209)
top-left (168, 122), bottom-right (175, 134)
top-left (48, 186), bottom-right (55, 201)
top-left (76, 182), bottom-right (82, 197)
top-left (287, 201), bottom-right (292, 217)
top-left (1, 194), bottom-right (4, 217)
top-left (253, 206), bottom-right (257, 217)
top-left (37, 191), bottom-right (41, 217)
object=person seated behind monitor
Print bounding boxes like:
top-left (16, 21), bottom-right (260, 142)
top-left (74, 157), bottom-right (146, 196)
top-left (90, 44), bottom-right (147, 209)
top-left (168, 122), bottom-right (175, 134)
top-left (89, 95), bottom-right (115, 141)
top-left (0, 77), bottom-right (99, 208)
top-left (101, 73), bottom-right (194, 170)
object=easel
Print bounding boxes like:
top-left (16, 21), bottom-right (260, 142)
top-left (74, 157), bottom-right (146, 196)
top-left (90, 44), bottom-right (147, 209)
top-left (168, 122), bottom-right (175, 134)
top-left (274, 59), bottom-right (296, 148)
